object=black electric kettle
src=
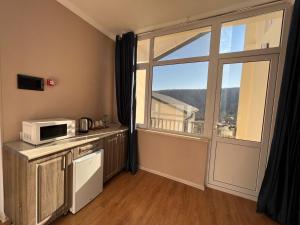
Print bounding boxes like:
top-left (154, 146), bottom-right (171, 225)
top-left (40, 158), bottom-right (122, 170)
top-left (79, 117), bottom-right (93, 133)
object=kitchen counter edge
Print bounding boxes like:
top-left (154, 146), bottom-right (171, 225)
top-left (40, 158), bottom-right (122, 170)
top-left (4, 125), bottom-right (128, 161)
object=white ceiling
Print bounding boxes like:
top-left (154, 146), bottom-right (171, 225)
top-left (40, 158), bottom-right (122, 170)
top-left (57, 0), bottom-right (280, 40)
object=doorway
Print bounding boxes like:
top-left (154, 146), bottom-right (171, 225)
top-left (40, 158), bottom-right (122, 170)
top-left (208, 54), bottom-right (279, 199)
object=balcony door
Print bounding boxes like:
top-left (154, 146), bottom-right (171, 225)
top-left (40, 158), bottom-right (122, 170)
top-left (208, 54), bottom-right (279, 199)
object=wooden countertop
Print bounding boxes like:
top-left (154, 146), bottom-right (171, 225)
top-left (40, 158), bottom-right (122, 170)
top-left (4, 124), bottom-right (128, 161)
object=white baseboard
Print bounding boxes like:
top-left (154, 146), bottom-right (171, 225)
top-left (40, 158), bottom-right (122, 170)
top-left (206, 183), bottom-right (258, 201)
top-left (138, 167), bottom-right (257, 201)
top-left (139, 166), bottom-right (205, 191)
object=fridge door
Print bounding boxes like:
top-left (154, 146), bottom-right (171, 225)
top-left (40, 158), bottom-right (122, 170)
top-left (70, 149), bottom-right (103, 214)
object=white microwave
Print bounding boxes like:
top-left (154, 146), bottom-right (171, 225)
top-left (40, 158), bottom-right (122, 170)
top-left (22, 118), bottom-right (76, 145)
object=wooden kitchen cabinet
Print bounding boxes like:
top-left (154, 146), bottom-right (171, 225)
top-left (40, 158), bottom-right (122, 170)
top-left (37, 152), bottom-right (72, 223)
top-left (118, 131), bottom-right (128, 171)
top-left (3, 127), bottom-right (128, 225)
top-left (3, 149), bottom-right (72, 225)
top-left (103, 134), bottom-right (118, 182)
top-left (103, 131), bottom-right (128, 182)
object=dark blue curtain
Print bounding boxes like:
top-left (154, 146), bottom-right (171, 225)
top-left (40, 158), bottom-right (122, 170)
top-left (257, 2), bottom-right (300, 225)
top-left (115, 32), bottom-right (138, 173)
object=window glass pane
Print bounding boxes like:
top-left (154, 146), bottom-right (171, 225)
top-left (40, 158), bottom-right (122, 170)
top-left (151, 62), bottom-right (209, 135)
top-left (154, 27), bottom-right (211, 61)
top-left (136, 69), bottom-right (147, 124)
top-left (220, 11), bottom-right (283, 53)
top-left (218, 61), bottom-right (270, 142)
top-left (137, 39), bottom-right (150, 64)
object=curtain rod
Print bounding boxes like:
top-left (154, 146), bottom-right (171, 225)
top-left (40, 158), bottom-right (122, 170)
top-left (137, 0), bottom-right (289, 36)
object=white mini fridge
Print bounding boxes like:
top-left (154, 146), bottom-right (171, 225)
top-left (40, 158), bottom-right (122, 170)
top-left (70, 149), bottom-right (103, 214)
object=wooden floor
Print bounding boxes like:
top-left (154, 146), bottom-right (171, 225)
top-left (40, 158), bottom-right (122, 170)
top-left (3, 170), bottom-right (278, 225)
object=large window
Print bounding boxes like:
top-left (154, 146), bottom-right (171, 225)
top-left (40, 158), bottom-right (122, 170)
top-left (142, 26), bottom-right (212, 135)
top-left (136, 6), bottom-right (286, 137)
top-left (154, 27), bottom-right (211, 61)
top-left (220, 11), bottom-right (283, 53)
top-left (218, 61), bottom-right (270, 141)
top-left (151, 62), bottom-right (209, 134)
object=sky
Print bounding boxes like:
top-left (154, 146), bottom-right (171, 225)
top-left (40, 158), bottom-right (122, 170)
top-left (152, 25), bottom-right (246, 91)
top-left (152, 62), bottom-right (209, 90)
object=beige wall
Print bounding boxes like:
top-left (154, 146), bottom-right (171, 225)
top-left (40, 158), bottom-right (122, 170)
top-left (151, 99), bottom-right (186, 131)
top-left (236, 62), bottom-right (269, 142)
top-left (235, 12), bottom-right (280, 142)
top-left (138, 130), bottom-right (208, 189)
top-left (0, 1), bottom-right (115, 220)
top-left (241, 10), bottom-right (283, 50)
top-left (0, 0), bottom-right (115, 142)
top-left (151, 99), bottom-right (186, 120)
top-left (0, 124), bottom-right (3, 221)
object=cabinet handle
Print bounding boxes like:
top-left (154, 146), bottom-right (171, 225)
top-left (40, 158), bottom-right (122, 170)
top-left (79, 144), bottom-right (94, 154)
top-left (79, 148), bottom-right (91, 154)
top-left (62, 156), bottom-right (66, 170)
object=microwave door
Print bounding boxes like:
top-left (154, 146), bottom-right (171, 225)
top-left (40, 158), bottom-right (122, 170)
top-left (40, 124), bottom-right (68, 142)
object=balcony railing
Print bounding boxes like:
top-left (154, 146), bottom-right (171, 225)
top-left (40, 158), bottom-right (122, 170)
top-left (150, 117), bottom-right (204, 134)
top-left (217, 123), bottom-right (237, 138)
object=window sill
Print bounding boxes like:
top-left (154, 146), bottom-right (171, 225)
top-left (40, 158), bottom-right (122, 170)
top-left (136, 128), bottom-right (210, 143)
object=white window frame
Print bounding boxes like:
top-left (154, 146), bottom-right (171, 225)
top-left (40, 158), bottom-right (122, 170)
top-left (136, 1), bottom-right (292, 139)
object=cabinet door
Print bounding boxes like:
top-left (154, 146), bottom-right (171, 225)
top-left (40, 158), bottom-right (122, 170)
top-left (112, 136), bottom-right (120, 176)
top-left (37, 155), bottom-right (67, 222)
top-left (118, 132), bottom-right (128, 171)
top-left (104, 134), bottom-right (118, 182)
top-left (103, 132), bottom-right (129, 183)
